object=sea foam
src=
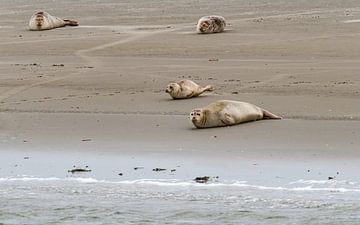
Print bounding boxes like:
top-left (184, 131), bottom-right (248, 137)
top-left (1, 177), bottom-right (360, 193)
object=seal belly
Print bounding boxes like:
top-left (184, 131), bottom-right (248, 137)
top-left (223, 102), bottom-right (263, 124)
top-left (48, 15), bottom-right (66, 29)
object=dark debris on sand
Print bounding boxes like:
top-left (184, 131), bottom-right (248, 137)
top-left (153, 168), bottom-right (166, 172)
top-left (194, 176), bottom-right (210, 183)
top-left (194, 176), bottom-right (219, 183)
top-left (68, 165), bottom-right (91, 173)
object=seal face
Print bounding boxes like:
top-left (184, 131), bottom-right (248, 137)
top-left (190, 100), bottom-right (282, 128)
top-left (165, 79), bottom-right (214, 99)
top-left (33, 12), bottom-right (45, 29)
top-left (196, 15), bottom-right (226, 34)
top-left (29, 11), bottom-right (78, 31)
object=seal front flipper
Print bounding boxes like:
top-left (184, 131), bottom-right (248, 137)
top-left (220, 113), bottom-right (235, 125)
top-left (186, 91), bottom-right (195, 98)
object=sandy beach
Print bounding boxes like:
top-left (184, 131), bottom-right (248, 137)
top-left (1, 0), bottom-right (360, 224)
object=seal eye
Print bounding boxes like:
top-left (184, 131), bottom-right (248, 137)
top-left (196, 113), bottom-right (201, 116)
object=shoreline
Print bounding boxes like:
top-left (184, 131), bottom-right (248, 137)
top-left (1, 112), bottom-right (359, 185)
top-left (1, 0), bottom-right (360, 187)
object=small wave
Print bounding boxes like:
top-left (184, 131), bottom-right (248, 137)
top-left (0, 177), bottom-right (62, 182)
top-left (343, 19), bottom-right (360, 23)
top-left (78, 25), bottom-right (173, 32)
top-left (0, 177), bottom-right (102, 183)
top-left (290, 179), bottom-right (357, 185)
top-left (291, 186), bottom-right (352, 192)
top-left (79, 25), bottom-right (127, 29)
top-left (1, 177), bottom-right (360, 193)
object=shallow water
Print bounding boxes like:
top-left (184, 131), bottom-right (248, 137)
top-left (1, 177), bottom-right (360, 225)
top-left (1, 149), bottom-right (360, 224)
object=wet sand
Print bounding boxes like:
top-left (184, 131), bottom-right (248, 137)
top-left (1, 0), bottom-right (360, 182)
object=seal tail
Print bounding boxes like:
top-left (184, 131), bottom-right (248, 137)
top-left (63, 19), bottom-right (79, 26)
top-left (262, 109), bottom-right (282, 119)
top-left (203, 85), bottom-right (214, 92)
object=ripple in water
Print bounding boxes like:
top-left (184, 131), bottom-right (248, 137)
top-left (1, 177), bottom-right (360, 224)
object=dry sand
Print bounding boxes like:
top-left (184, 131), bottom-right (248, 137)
top-left (0, 0), bottom-right (360, 182)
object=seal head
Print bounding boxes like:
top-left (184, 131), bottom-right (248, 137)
top-left (196, 15), bottom-right (226, 34)
top-left (165, 83), bottom-right (180, 94)
top-left (190, 109), bottom-right (207, 128)
top-left (34, 12), bottom-right (45, 29)
top-left (198, 20), bottom-right (211, 33)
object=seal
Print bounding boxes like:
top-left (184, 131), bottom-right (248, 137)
top-left (165, 79), bottom-right (214, 99)
top-left (190, 100), bottom-right (282, 128)
top-left (196, 15), bottom-right (226, 34)
top-left (29, 11), bottom-right (78, 31)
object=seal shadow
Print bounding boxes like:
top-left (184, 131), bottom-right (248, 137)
top-left (161, 95), bottom-right (212, 102)
top-left (185, 29), bottom-right (233, 36)
top-left (187, 118), bottom-right (272, 130)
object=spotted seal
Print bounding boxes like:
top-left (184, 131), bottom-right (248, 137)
top-left (165, 79), bottom-right (214, 99)
top-left (196, 15), bottom-right (226, 34)
top-left (29, 11), bottom-right (78, 31)
top-left (190, 100), bottom-right (282, 128)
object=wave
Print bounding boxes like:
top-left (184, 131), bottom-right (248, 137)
top-left (290, 179), bottom-right (356, 185)
top-left (0, 26), bottom-right (13, 29)
top-left (1, 176), bottom-right (360, 193)
top-left (343, 19), bottom-right (360, 23)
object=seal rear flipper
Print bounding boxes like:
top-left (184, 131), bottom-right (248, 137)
top-left (63, 19), bottom-right (79, 26)
top-left (262, 109), bottom-right (282, 119)
top-left (204, 85), bottom-right (214, 92)
top-left (198, 85), bottom-right (214, 95)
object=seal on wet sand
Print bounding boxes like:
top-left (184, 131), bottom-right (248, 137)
top-left (190, 100), bottom-right (282, 128)
top-left (196, 15), bottom-right (226, 34)
top-left (165, 79), bottom-right (214, 99)
top-left (29, 11), bottom-right (78, 31)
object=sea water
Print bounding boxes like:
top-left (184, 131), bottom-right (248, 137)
top-left (1, 149), bottom-right (360, 225)
top-left (1, 176), bottom-right (360, 225)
